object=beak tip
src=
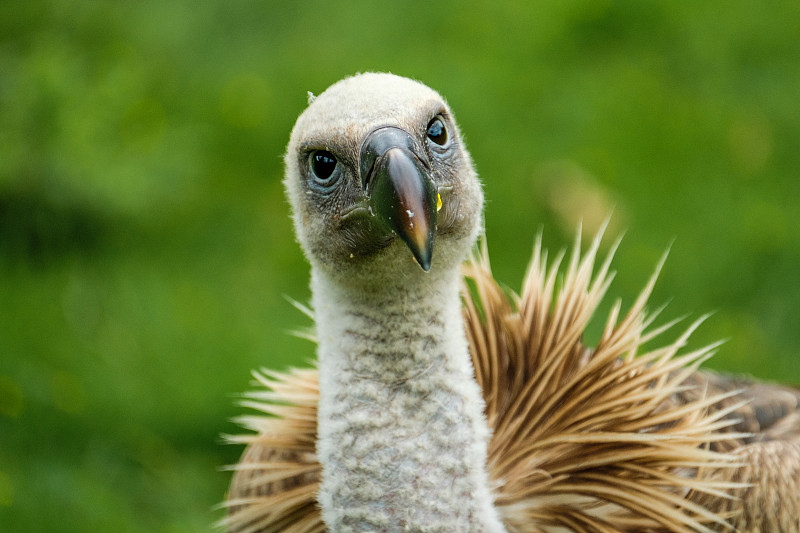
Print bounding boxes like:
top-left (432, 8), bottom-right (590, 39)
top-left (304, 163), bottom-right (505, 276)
top-left (406, 230), bottom-right (434, 272)
top-left (417, 253), bottom-right (432, 272)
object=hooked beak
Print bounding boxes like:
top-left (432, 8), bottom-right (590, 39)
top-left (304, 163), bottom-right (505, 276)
top-left (360, 127), bottom-right (438, 271)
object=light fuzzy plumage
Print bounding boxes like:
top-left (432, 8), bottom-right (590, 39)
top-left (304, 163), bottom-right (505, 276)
top-left (222, 228), bottom-right (799, 532)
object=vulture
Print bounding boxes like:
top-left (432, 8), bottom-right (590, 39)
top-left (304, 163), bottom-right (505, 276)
top-left (221, 73), bottom-right (800, 532)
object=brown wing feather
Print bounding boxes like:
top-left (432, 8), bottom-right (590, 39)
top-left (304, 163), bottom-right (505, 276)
top-left (223, 231), bottom-right (800, 532)
top-left (222, 369), bottom-right (323, 533)
top-left (670, 371), bottom-right (800, 531)
top-left (675, 370), bottom-right (800, 442)
top-left (462, 231), bottom-right (747, 532)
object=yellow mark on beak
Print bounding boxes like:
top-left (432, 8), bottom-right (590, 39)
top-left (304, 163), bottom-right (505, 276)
top-left (436, 192), bottom-right (442, 212)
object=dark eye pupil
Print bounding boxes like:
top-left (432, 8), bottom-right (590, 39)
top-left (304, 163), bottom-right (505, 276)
top-left (311, 150), bottom-right (337, 181)
top-left (426, 118), bottom-right (448, 145)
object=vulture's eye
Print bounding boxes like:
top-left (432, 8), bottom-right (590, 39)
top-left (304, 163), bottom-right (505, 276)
top-left (308, 150), bottom-right (340, 192)
top-left (426, 117), bottom-right (449, 146)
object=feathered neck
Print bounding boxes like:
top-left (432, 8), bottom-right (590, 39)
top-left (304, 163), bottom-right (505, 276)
top-left (311, 260), bottom-right (506, 532)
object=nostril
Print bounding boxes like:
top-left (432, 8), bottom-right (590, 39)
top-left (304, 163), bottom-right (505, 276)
top-left (362, 159), bottom-right (378, 196)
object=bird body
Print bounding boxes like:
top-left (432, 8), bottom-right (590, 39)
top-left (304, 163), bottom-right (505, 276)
top-left (284, 73), bottom-right (501, 531)
top-left (222, 73), bottom-right (800, 532)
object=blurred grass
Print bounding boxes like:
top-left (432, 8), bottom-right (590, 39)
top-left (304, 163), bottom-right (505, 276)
top-left (1, 1), bottom-right (798, 531)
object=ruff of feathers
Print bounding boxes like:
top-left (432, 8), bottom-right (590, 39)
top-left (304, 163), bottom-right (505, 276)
top-left (221, 229), bottom-right (751, 533)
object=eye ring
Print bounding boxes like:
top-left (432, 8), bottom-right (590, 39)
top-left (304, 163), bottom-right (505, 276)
top-left (426, 116), bottom-right (449, 147)
top-left (308, 150), bottom-right (341, 193)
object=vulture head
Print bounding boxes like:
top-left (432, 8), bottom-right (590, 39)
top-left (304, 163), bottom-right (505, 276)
top-left (284, 73), bottom-right (483, 285)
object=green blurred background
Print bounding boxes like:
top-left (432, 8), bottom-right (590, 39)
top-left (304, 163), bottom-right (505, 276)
top-left (1, 1), bottom-right (798, 531)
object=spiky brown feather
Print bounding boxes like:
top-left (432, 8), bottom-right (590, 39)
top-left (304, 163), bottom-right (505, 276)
top-left (221, 232), bottom-right (799, 532)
